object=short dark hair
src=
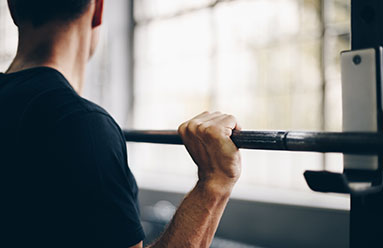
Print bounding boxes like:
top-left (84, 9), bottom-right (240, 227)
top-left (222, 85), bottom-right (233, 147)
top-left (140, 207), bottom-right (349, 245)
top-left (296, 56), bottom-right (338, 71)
top-left (8, 0), bottom-right (92, 27)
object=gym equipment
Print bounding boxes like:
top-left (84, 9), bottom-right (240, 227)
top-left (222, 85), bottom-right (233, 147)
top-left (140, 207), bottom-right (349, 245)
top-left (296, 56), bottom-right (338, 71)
top-left (123, 130), bottom-right (383, 154)
top-left (125, 1), bottom-right (383, 247)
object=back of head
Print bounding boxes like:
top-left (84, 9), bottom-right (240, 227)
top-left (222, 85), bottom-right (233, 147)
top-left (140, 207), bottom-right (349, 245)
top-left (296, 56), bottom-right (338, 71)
top-left (8, 0), bottom-right (92, 27)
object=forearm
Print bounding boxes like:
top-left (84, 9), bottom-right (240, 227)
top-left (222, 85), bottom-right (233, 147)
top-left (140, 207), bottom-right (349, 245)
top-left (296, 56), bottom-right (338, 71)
top-left (147, 180), bottom-right (233, 248)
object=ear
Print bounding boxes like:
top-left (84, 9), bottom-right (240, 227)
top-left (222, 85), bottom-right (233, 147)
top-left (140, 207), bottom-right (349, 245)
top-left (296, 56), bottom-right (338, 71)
top-left (92, 0), bottom-right (104, 28)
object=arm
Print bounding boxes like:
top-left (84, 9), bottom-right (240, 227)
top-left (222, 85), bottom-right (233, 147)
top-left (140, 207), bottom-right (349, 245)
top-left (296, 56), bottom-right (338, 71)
top-left (147, 180), bottom-right (234, 248)
top-left (139, 112), bottom-right (242, 248)
top-left (129, 181), bottom-right (231, 248)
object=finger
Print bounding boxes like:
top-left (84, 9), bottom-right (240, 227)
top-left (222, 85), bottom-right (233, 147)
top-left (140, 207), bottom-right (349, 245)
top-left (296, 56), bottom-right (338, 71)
top-left (193, 111), bottom-right (223, 123)
top-left (182, 113), bottom-right (238, 141)
top-left (192, 116), bottom-right (236, 141)
top-left (213, 114), bottom-right (240, 137)
top-left (209, 114), bottom-right (238, 130)
top-left (183, 113), bottom-right (223, 135)
top-left (235, 122), bottom-right (242, 131)
top-left (192, 111), bottom-right (211, 120)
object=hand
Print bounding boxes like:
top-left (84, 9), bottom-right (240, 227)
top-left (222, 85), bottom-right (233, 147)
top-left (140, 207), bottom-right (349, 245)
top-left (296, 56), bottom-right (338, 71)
top-left (178, 112), bottom-right (242, 192)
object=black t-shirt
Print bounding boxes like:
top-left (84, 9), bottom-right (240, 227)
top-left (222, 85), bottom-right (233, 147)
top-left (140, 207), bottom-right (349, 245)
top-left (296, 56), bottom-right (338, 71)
top-left (0, 67), bottom-right (145, 248)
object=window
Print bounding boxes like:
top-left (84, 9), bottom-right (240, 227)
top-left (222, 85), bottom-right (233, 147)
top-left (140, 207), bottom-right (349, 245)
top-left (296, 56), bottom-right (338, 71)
top-left (129, 0), bottom-right (350, 206)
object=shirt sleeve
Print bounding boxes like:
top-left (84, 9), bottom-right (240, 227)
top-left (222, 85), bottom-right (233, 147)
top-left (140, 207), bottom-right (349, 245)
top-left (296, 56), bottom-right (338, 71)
top-left (52, 111), bottom-right (145, 247)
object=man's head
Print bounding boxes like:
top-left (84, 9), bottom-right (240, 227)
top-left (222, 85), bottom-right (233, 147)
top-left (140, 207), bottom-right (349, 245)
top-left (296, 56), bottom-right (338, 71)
top-left (7, 0), bottom-right (92, 27)
top-left (7, 0), bottom-right (104, 60)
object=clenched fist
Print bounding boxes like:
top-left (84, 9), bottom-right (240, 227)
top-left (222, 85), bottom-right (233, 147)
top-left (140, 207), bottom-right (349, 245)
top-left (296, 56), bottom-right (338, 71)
top-left (178, 112), bottom-right (242, 193)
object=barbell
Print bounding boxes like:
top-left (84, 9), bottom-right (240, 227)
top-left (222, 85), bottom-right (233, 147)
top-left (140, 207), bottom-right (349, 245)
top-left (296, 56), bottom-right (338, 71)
top-left (123, 130), bottom-right (383, 154)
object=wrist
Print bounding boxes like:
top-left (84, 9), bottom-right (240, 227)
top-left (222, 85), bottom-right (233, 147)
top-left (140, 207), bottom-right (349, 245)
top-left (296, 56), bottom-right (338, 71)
top-left (196, 177), bottom-right (236, 198)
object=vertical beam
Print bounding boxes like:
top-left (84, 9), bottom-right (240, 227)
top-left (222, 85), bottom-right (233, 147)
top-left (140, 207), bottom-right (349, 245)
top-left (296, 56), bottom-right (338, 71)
top-left (127, 0), bottom-right (136, 128)
top-left (320, 0), bottom-right (328, 170)
top-left (352, 0), bottom-right (383, 50)
top-left (350, 0), bottom-right (383, 247)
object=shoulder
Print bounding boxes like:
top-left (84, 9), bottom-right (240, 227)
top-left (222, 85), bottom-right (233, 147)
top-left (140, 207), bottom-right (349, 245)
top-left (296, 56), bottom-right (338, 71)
top-left (21, 86), bottom-right (128, 165)
top-left (17, 68), bottom-right (123, 141)
top-left (17, 68), bottom-right (112, 124)
top-left (22, 86), bottom-right (115, 126)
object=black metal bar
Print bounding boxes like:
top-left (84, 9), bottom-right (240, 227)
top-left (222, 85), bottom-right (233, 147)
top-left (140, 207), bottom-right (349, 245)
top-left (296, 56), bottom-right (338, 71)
top-left (351, 1), bottom-right (383, 247)
top-left (123, 130), bottom-right (383, 154)
top-left (124, 130), bottom-right (183, 145)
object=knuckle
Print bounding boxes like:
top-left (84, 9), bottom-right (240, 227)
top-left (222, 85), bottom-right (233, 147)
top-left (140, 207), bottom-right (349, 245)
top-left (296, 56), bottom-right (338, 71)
top-left (196, 122), bottom-right (208, 135)
top-left (178, 123), bottom-right (189, 137)
top-left (178, 123), bottom-right (186, 134)
top-left (201, 111), bottom-right (210, 116)
top-left (188, 120), bottom-right (199, 130)
top-left (223, 128), bottom-right (232, 136)
top-left (205, 125), bottom-right (221, 138)
top-left (186, 120), bottom-right (201, 135)
top-left (225, 114), bottom-right (238, 126)
top-left (226, 114), bottom-right (236, 121)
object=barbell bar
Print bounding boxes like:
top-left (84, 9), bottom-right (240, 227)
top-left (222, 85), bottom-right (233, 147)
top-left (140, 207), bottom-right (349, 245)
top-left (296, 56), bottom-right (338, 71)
top-left (123, 130), bottom-right (383, 154)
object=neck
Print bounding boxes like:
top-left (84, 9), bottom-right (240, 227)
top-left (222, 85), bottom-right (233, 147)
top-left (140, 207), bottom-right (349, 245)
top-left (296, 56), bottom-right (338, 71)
top-left (6, 22), bottom-right (91, 94)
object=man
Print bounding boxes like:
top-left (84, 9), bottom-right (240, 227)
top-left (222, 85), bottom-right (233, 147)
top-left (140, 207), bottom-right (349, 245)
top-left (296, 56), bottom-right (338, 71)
top-left (1, 0), bottom-right (242, 247)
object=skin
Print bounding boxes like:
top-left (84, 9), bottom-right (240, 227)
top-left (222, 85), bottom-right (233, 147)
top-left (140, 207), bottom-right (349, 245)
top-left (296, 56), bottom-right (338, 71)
top-left (6, 1), bottom-right (242, 247)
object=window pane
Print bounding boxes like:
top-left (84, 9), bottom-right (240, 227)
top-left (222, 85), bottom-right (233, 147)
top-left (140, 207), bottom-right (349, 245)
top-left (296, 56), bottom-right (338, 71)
top-left (134, 9), bottom-right (214, 129)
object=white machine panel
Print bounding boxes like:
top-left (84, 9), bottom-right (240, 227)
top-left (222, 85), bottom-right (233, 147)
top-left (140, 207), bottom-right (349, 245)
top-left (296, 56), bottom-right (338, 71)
top-left (341, 48), bottom-right (379, 170)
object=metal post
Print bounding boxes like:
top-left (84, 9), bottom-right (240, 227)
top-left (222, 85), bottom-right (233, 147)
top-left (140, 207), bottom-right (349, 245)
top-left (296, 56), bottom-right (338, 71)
top-left (350, 0), bottom-right (383, 247)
